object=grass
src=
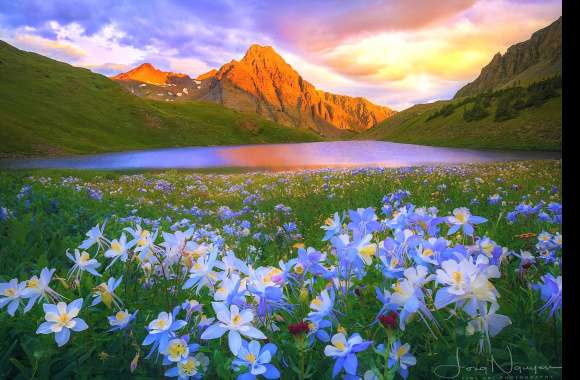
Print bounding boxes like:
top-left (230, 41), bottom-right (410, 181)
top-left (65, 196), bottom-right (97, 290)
top-left (360, 95), bottom-right (561, 151)
top-left (0, 41), bottom-right (321, 158)
top-left (0, 160), bottom-right (562, 379)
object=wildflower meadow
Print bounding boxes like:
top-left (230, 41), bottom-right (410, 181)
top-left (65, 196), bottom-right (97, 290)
top-left (0, 160), bottom-right (562, 379)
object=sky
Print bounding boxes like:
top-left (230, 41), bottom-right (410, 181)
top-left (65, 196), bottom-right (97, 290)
top-left (0, 0), bottom-right (562, 110)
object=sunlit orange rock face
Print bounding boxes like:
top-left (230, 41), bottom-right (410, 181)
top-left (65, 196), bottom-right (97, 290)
top-left (112, 63), bottom-right (189, 85)
top-left (199, 45), bottom-right (395, 135)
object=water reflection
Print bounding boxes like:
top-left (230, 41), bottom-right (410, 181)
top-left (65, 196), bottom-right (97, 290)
top-left (1, 141), bottom-right (561, 171)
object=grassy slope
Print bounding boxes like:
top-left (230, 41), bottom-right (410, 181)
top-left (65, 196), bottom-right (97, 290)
top-left (0, 41), bottom-right (321, 158)
top-left (359, 95), bottom-right (561, 151)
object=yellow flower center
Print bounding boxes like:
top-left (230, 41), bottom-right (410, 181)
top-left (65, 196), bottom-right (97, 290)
top-left (111, 242), bottom-right (122, 252)
top-left (396, 346), bottom-right (407, 358)
top-left (179, 358), bottom-right (198, 375)
top-left (422, 248), bottom-right (433, 257)
top-left (168, 341), bottom-right (188, 358)
top-left (360, 244), bottom-right (376, 260)
top-left (79, 252), bottom-right (90, 264)
top-left (294, 264), bottom-right (304, 274)
top-left (452, 271), bottom-right (463, 285)
top-left (155, 319), bottom-right (168, 329)
top-left (335, 341), bottom-right (346, 351)
top-left (115, 311), bottom-right (128, 321)
top-left (393, 281), bottom-right (402, 293)
top-left (312, 297), bottom-right (322, 307)
top-left (4, 288), bottom-right (16, 297)
top-left (455, 212), bottom-right (468, 224)
top-left (245, 353), bottom-right (257, 363)
top-left (232, 314), bottom-right (242, 325)
top-left (27, 278), bottom-right (40, 288)
top-left (57, 313), bottom-right (72, 327)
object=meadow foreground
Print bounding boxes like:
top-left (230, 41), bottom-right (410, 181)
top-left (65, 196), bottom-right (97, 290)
top-left (0, 160), bottom-right (562, 379)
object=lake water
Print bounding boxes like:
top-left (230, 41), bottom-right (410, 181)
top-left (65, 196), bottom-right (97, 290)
top-left (0, 141), bottom-right (561, 171)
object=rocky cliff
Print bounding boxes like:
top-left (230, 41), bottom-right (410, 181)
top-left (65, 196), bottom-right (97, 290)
top-left (196, 45), bottom-right (395, 135)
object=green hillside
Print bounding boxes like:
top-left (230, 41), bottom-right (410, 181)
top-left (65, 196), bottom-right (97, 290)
top-left (360, 77), bottom-right (561, 151)
top-left (0, 41), bottom-right (321, 158)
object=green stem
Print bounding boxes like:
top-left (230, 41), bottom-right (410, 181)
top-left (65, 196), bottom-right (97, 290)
top-left (299, 336), bottom-right (305, 380)
top-left (384, 331), bottom-right (392, 380)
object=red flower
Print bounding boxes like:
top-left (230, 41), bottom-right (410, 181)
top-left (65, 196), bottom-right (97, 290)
top-left (379, 311), bottom-right (399, 329)
top-left (288, 321), bottom-right (310, 336)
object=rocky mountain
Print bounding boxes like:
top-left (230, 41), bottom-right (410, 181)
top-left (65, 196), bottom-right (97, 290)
top-left (455, 17), bottom-right (561, 98)
top-left (113, 45), bottom-right (395, 136)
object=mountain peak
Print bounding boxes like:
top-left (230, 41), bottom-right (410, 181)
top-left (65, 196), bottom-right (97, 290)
top-left (112, 63), bottom-right (189, 85)
top-left (241, 44), bottom-right (287, 64)
top-left (245, 44), bottom-right (276, 55)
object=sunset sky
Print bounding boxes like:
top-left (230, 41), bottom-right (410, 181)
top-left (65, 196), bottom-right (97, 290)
top-left (0, 0), bottom-right (562, 110)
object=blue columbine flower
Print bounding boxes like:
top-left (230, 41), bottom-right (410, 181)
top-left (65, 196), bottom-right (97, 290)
top-left (108, 309), bottom-right (138, 332)
top-left (321, 212), bottom-right (343, 241)
top-left (348, 207), bottom-right (381, 234)
top-left (164, 352), bottom-right (209, 379)
top-left (447, 208), bottom-right (487, 236)
top-left (533, 274), bottom-right (562, 318)
top-left (324, 332), bottom-right (372, 378)
top-left (143, 309), bottom-right (187, 357)
top-left (232, 340), bottom-right (280, 380)
top-left (306, 318), bottom-right (332, 344)
top-left (386, 340), bottom-right (417, 379)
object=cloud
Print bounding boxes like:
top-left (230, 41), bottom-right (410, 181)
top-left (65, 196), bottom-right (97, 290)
top-left (268, 0), bottom-right (479, 52)
top-left (12, 33), bottom-right (86, 61)
top-left (165, 57), bottom-right (212, 77)
top-left (83, 62), bottom-right (132, 76)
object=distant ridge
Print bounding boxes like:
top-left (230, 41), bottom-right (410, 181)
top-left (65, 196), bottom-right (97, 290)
top-left (455, 17), bottom-right (562, 98)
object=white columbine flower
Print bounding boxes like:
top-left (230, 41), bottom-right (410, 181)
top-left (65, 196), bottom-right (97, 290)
top-left (183, 249), bottom-right (220, 293)
top-left (108, 309), bottom-right (137, 331)
top-left (307, 289), bottom-right (334, 321)
top-left (66, 249), bottom-right (102, 279)
top-left (36, 299), bottom-right (88, 346)
top-left (200, 302), bottom-right (266, 355)
top-left (22, 268), bottom-right (63, 312)
top-left (466, 303), bottom-right (512, 352)
top-left (79, 223), bottom-right (107, 251)
top-left (104, 233), bottom-right (131, 269)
